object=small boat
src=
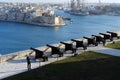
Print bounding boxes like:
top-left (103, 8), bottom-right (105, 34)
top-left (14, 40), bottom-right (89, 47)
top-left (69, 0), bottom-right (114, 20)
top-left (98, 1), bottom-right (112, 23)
top-left (62, 17), bottom-right (71, 20)
top-left (68, 11), bottom-right (89, 16)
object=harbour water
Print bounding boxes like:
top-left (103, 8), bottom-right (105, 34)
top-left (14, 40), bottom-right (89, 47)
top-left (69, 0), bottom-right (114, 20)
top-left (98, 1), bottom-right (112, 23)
top-left (0, 10), bottom-right (120, 54)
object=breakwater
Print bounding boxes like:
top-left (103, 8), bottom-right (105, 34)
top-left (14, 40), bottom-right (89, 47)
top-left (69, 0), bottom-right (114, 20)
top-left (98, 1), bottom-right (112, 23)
top-left (0, 30), bottom-right (120, 63)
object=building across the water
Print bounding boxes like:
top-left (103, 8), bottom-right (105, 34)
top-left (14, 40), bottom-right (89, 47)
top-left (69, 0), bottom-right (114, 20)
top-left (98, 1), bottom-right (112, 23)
top-left (63, 0), bottom-right (120, 16)
top-left (64, 0), bottom-right (89, 16)
top-left (0, 2), bottom-right (66, 26)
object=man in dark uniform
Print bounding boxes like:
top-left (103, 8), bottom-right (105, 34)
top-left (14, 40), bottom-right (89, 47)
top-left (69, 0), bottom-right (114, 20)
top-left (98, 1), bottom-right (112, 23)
top-left (26, 55), bottom-right (31, 71)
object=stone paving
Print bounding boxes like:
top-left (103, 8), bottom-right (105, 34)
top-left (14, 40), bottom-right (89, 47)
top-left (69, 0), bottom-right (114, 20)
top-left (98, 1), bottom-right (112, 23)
top-left (0, 40), bottom-right (120, 80)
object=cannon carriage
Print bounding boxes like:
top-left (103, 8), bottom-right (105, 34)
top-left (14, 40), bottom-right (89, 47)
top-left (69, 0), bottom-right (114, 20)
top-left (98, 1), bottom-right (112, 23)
top-left (71, 39), bottom-right (87, 50)
top-left (46, 44), bottom-right (63, 57)
top-left (99, 33), bottom-right (112, 41)
top-left (107, 31), bottom-right (119, 39)
top-left (83, 37), bottom-right (98, 46)
top-left (92, 35), bottom-right (104, 44)
top-left (60, 42), bottom-right (76, 53)
top-left (30, 47), bottom-right (48, 62)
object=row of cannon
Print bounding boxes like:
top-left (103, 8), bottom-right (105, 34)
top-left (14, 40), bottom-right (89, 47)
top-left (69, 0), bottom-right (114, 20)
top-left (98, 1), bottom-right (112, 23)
top-left (30, 31), bottom-right (120, 62)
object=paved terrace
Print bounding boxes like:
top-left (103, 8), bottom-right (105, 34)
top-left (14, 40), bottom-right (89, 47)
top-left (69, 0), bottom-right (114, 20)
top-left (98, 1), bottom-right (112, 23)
top-left (0, 39), bottom-right (120, 79)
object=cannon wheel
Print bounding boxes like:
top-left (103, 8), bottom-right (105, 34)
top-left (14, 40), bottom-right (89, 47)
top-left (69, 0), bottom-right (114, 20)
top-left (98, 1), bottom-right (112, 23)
top-left (95, 43), bottom-right (98, 46)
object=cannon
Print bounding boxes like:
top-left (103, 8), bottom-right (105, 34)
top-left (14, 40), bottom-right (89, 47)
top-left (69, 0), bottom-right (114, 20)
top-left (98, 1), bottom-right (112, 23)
top-left (60, 42), bottom-right (76, 53)
top-left (107, 31), bottom-right (119, 39)
top-left (46, 44), bottom-right (63, 57)
top-left (71, 39), bottom-right (87, 50)
top-left (83, 37), bottom-right (98, 46)
top-left (92, 35), bottom-right (104, 44)
top-left (99, 33), bottom-right (112, 41)
top-left (30, 47), bottom-right (48, 62)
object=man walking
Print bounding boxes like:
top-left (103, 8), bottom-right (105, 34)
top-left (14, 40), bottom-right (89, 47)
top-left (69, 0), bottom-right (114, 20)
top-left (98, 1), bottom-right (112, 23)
top-left (26, 55), bottom-right (31, 71)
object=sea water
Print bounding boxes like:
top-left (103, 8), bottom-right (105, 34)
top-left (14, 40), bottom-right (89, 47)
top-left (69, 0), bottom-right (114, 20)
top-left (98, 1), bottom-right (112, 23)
top-left (0, 10), bottom-right (120, 54)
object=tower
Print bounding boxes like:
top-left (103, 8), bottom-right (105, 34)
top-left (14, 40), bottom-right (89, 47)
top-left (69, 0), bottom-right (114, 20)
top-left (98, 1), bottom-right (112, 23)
top-left (77, 0), bottom-right (81, 10)
top-left (71, 0), bottom-right (76, 10)
top-left (99, 0), bottom-right (103, 13)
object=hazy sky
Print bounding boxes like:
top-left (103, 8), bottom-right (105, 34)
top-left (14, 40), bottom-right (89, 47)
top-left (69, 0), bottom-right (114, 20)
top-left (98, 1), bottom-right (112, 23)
top-left (0, 0), bottom-right (120, 3)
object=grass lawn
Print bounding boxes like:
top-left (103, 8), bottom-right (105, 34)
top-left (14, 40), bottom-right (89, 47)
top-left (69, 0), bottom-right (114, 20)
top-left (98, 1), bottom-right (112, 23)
top-left (3, 51), bottom-right (120, 80)
top-left (106, 41), bottom-right (120, 49)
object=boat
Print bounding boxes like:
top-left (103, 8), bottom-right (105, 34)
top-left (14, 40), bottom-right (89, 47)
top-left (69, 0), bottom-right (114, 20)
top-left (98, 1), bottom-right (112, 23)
top-left (62, 16), bottom-right (71, 20)
top-left (68, 10), bottom-right (89, 16)
top-left (64, 0), bottom-right (89, 16)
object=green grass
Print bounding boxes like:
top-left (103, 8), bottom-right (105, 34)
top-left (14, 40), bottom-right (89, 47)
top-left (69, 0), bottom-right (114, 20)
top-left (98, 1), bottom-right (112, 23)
top-left (3, 51), bottom-right (120, 80)
top-left (106, 41), bottom-right (120, 49)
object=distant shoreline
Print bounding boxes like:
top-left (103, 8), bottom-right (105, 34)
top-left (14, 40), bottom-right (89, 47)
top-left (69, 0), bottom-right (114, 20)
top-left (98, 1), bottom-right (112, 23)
top-left (0, 20), bottom-right (66, 27)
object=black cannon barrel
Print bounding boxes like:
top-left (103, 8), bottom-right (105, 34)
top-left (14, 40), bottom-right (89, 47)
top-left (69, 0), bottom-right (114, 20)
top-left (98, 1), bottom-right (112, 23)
top-left (83, 36), bottom-right (95, 41)
top-left (107, 31), bottom-right (118, 38)
top-left (46, 44), bottom-right (59, 51)
top-left (30, 47), bottom-right (48, 61)
top-left (92, 35), bottom-right (103, 43)
top-left (46, 44), bottom-right (57, 49)
top-left (83, 36), bottom-right (93, 39)
top-left (107, 31), bottom-right (116, 34)
top-left (71, 39), bottom-right (78, 42)
top-left (99, 33), bottom-right (111, 38)
top-left (92, 35), bottom-right (103, 39)
top-left (71, 39), bottom-right (82, 42)
top-left (30, 47), bottom-right (43, 53)
top-left (71, 39), bottom-right (79, 42)
top-left (99, 33), bottom-right (112, 41)
top-left (60, 41), bottom-right (74, 51)
top-left (60, 42), bottom-right (69, 45)
top-left (83, 36), bottom-right (98, 46)
top-left (92, 35), bottom-right (100, 37)
top-left (99, 33), bottom-right (110, 36)
top-left (46, 44), bottom-right (63, 57)
top-left (71, 39), bottom-right (84, 48)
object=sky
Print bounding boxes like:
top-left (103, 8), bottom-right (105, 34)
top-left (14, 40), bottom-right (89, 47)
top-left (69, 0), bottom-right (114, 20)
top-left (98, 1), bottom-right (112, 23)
top-left (0, 0), bottom-right (120, 3)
